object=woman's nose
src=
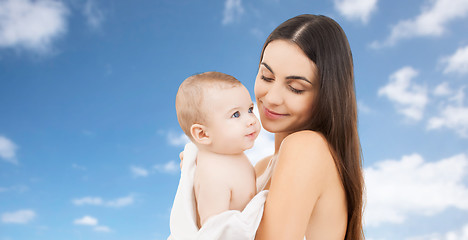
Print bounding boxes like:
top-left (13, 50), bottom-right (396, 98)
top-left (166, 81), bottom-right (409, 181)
top-left (263, 82), bottom-right (283, 106)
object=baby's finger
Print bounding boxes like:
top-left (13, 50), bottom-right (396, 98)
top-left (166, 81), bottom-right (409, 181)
top-left (179, 151), bottom-right (184, 169)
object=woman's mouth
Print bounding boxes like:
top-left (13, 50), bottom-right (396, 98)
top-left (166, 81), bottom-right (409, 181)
top-left (263, 106), bottom-right (289, 120)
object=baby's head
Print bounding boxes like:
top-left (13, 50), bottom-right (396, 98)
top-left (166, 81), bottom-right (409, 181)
top-left (176, 72), bottom-right (260, 154)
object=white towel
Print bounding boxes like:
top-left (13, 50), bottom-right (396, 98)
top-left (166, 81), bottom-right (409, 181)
top-left (168, 142), bottom-right (268, 240)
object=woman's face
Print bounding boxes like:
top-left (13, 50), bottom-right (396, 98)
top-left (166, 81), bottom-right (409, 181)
top-left (254, 39), bottom-right (319, 134)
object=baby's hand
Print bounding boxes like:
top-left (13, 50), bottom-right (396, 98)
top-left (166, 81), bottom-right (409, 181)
top-left (179, 151), bottom-right (184, 169)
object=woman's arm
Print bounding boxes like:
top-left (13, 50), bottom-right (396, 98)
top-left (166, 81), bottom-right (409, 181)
top-left (255, 131), bottom-right (334, 240)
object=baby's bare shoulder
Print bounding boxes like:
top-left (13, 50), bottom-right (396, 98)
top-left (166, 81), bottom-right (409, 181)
top-left (195, 156), bottom-right (247, 183)
top-left (194, 159), bottom-right (231, 198)
top-left (196, 157), bottom-right (228, 178)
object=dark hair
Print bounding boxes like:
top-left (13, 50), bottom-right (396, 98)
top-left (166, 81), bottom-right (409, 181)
top-left (260, 14), bottom-right (365, 240)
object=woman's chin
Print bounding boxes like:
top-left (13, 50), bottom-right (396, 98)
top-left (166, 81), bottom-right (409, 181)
top-left (261, 123), bottom-right (284, 134)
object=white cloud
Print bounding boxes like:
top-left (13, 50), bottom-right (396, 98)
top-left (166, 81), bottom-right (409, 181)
top-left (428, 104), bottom-right (468, 137)
top-left (106, 195), bottom-right (134, 208)
top-left (83, 0), bottom-right (104, 29)
top-left (74, 215), bottom-right (98, 226)
top-left (72, 197), bottom-right (103, 206)
top-left (358, 100), bottom-right (372, 114)
top-left (82, 130), bottom-right (95, 137)
top-left (334, 0), bottom-right (378, 24)
top-left (133, 161), bottom-right (178, 176)
top-left (250, 28), bottom-right (265, 39)
top-left (72, 163), bottom-right (87, 171)
top-left (365, 153), bottom-right (468, 227)
top-left (167, 132), bottom-right (189, 147)
top-left (378, 66), bottom-right (428, 121)
top-left (1, 209), bottom-right (36, 224)
top-left (371, 0), bottom-right (468, 48)
top-left (0, 0), bottom-right (68, 53)
top-left (94, 225), bottom-right (111, 232)
top-left (245, 103), bottom-right (274, 165)
top-left (72, 195), bottom-right (134, 208)
top-left (74, 215), bottom-right (112, 233)
top-left (428, 86), bottom-right (468, 137)
top-left (154, 160), bottom-right (179, 174)
top-left (131, 166), bottom-right (149, 177)
top-left (441, 45), bottom-right (468, 75)
top-left (433, 82), bottom-right (453, 97)
top-left (0, 185), bottom-right (28, 193)
top-left (12, 185), bottom-right (28, 193)
top-left (222, 0), bottom-right (244, 25)
top-left (450, 87), bottom-right (466, 105)
top-left (408, 223), bottom-right (468, 240)
top-left (0, 136), bottom-right (18, 164)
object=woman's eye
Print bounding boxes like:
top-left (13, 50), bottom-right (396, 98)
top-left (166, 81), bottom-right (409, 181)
top-left (289, 85), bottom-right (305, 94)
top-left (231, 111), bottom-right (240, 118)
top-left (248, 107), bottom-right (254, 113)
top-left (261, 75), bottom-right (274, 82)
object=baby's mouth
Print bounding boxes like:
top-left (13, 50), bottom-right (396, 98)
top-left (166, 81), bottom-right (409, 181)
top-left (246, 131), bottom-right (257, 139)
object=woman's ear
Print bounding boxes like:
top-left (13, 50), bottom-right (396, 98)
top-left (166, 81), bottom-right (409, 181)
top-left (190, 124), bottom-right (211, 145)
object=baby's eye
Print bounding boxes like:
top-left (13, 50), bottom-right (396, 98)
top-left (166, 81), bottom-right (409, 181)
top-left (248, 107), bottom-right (254, 113)
top-left (231, 111), bottom-right (240, 118)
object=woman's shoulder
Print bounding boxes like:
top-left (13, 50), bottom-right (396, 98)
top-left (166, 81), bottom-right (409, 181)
top-left (281, 130), bottom-right (329, 152)
top-left (279, 130), bottom-right (334, 170)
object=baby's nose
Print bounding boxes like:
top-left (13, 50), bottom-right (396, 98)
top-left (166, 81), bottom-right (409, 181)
top-left (247, 115), bottom-right (257, 126)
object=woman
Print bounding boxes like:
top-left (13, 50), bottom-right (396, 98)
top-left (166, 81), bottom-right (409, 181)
top-left (253, 14), bottom-right (364, 240)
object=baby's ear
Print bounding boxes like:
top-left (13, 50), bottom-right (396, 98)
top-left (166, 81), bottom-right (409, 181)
top-left (190, 124), bottom-right (211, 145)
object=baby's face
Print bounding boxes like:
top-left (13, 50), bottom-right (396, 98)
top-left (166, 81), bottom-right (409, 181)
top-left (203, 85), bottom-right (260, 155)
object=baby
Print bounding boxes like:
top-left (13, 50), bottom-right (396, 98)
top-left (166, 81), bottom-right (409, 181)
top-left (175, 71), bottom-right (260, 228)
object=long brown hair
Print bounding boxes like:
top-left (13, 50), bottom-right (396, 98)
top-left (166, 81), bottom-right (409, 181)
top-left (259, 14), bottom-right (365, 240)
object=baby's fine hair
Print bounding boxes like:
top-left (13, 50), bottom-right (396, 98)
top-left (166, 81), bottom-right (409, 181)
top-left (175, 71), bottom-right (242, 140)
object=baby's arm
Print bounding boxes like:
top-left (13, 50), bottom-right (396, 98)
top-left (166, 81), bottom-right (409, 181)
top-left (194, 166), bottom-right (231, 227)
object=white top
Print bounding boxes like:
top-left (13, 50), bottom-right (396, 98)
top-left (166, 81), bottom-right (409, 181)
top-left (256, 155), bottom-right (278, 193)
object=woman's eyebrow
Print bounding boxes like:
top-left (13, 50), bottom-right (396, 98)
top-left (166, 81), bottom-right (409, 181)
top-left (261, 62), bottom-right (274, 74)
top-left (286, 76), bottom-right (313, 85)
top-left (262, 62), bottom-right (313, 85)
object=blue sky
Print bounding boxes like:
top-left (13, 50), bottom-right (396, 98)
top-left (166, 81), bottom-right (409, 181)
top-left (1, 0), bottom-right (468, 239)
